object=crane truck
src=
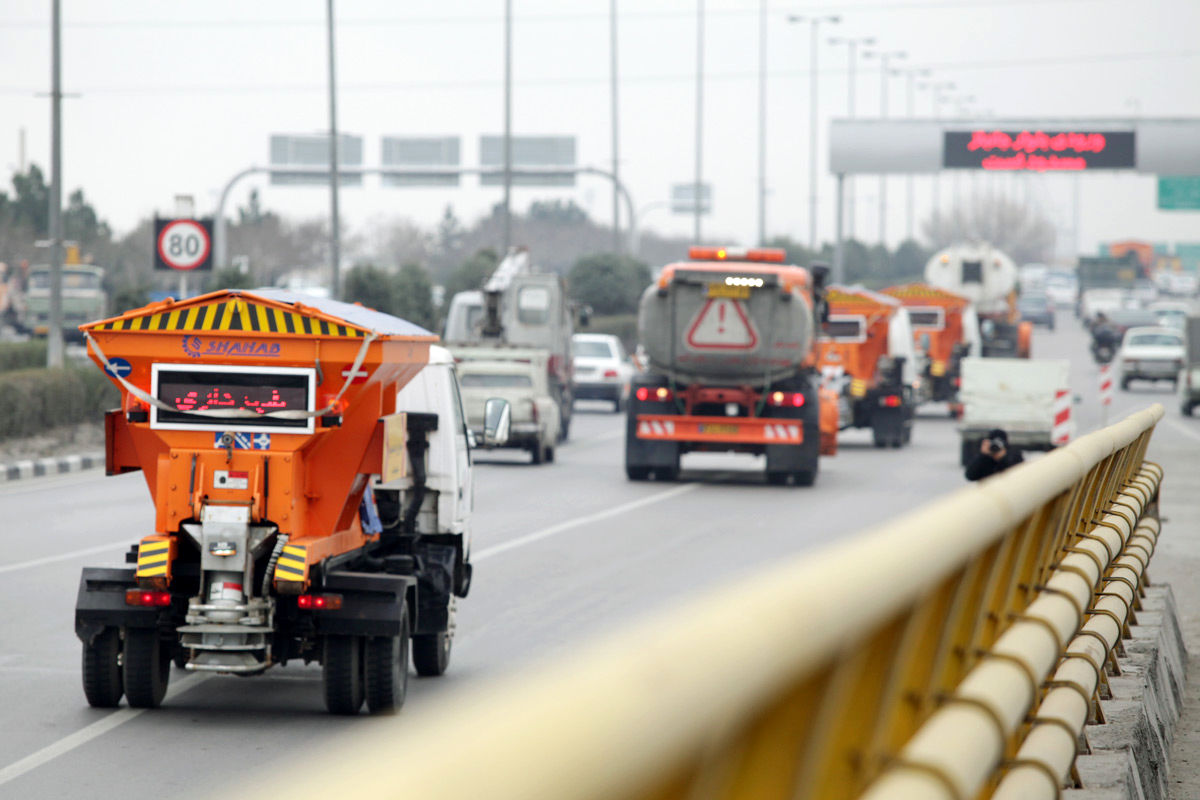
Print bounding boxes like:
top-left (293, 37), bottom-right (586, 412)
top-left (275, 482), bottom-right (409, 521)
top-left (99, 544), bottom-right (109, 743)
top-left (73, 289), bottom-right (485, 715)
top-left (924, 243), bottom-right (1032, 359)
top-left (816, 286), bottom-right (918, 448)
top-left (442, 247), bottom-right (577, 440)
top-left (625, 246), bottom-right (838, 486)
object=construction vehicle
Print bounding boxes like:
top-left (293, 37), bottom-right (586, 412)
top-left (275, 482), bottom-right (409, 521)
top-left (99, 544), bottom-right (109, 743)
top-left (73, 289), bottom-right (482, 715)
top-left (882, 282), bottom-right (981, 407)
top-left (925, 243), bottom-right (1032, 359)
top-left (27, 245), bottom-right (107, 341)
top-left (442, 247), bottom-right (576, 440)
top-left (625, 246), bottom-right (838, 486)
top-left (816, 286), bottom-right (917, 448)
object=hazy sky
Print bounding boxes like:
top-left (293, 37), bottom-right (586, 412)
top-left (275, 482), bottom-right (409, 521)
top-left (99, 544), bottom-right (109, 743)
top-left (2, 0), bottom-right (1199, 261)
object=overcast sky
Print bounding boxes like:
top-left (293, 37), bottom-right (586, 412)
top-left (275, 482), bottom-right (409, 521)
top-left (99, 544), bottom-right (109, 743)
top-left (2, 0), bottom-right (1198, 261)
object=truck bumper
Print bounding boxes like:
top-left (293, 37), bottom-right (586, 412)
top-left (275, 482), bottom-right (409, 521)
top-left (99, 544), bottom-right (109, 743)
top-left (635, 414), bottom-right (802, 445)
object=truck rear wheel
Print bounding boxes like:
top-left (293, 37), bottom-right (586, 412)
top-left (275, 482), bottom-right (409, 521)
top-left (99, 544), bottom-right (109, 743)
top-left (364, 610), bottom-right (410, 713)
top-left (625, 465), bottom-right (650, 481)
top-left (323, 635), bottom-right (365, 715)
top-left (412, 631), bottom-right (451, 677)
top-left (82, 628), bottom-right (123, 708)
top-left (123, 628), bottom-right (170, 708)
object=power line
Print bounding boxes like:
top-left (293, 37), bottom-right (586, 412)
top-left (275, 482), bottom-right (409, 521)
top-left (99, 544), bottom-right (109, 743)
top-left (0, 49), bottom-right (1194, 96)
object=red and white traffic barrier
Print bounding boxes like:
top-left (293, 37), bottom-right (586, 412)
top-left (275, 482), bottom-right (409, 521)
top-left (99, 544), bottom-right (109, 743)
top-left (1052, 389), bottom-right (1071, 446)
top-left (1099, 364), bottom-right (1114, 407)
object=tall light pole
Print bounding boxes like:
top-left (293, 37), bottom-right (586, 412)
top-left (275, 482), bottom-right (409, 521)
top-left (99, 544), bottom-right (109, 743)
top-left (610, 0), bottom-right (620, 254)
top-left (788, 14), bottom-right (840, 251)
top-left (863, 48), bottom-right (905, 249)
top-left (503, 0), bottom-right (513, 252)
top-left (927, 80), bottom-right (955, 222)
top-left (325, 0), bottom-right (341, 300)
top-left (756, 0), bottom-right (767, 245)
top-left (827, 35), bottom-right (874, 241)
top-left (694, 0), bottom-right (704, 242)
top-left (896, 66), bottom-right (930, 242)
top-left (47, 0), bottom-right (63, 367)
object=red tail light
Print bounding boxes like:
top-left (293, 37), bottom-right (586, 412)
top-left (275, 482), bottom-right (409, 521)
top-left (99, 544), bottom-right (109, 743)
top-left (768, 391), bottom-right (806, 407)
top-left (954, 377), bottom-right (962, 388)
top-left (297, 593), bottom-right (343, 610)
top-left (125, 589), bottom-right (171, 607)
top-left (603, 369), bottom-right (618, 378)
top-left (636, 386), bottom-right (673, 402)
top-left (636, 386), bottom-right (649, 401)
top-left (881, 394), bottom-right (902, 408)
top-left (530, 399), bottom-right (540, 422)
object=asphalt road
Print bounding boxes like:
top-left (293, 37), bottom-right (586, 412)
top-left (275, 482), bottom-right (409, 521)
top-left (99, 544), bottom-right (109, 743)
top-left (0, 318), bottom-right (1194, 799)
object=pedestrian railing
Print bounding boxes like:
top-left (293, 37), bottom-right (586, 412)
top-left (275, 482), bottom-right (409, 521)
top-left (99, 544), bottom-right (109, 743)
top-left (226, 404), bottom-right (1164, 800)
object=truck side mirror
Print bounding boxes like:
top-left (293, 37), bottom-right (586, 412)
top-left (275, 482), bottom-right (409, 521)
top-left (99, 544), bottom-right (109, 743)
top-left (483, 398), bottom-right (511, 447)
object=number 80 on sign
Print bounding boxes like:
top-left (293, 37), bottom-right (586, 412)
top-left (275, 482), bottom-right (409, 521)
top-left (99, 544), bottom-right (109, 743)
top-left (154, 217), bottom-right (214, 272)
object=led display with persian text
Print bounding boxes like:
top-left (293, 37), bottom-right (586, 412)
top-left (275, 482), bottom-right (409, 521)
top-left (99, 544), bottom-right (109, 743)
top-left (154, 368), bottom-right (312, 430)
top-left (943, 130), bottom-right (1136, 171)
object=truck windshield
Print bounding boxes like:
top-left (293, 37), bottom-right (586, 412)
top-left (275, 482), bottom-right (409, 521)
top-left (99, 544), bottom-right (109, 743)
top-left (460, 373), bottom-right (533, 388)
top-left (29, 271), bottom-right (100, 291)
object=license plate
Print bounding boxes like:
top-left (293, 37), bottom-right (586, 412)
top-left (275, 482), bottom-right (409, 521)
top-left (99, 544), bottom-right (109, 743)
top-left (698, 423), bottom-right (739, 435)
top-left (707, 283), bottom-right (751, 299)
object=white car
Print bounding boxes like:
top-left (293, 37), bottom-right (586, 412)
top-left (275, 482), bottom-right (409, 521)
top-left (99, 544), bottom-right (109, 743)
top-left (1148, 300), bottom-right (1193, 331)
top-left (1116, 327), bottom-right (1185, 389)
top-left (572, 333), bottom-right (634, 412)
top-left (1043, 271), bottom-right (1078, 308)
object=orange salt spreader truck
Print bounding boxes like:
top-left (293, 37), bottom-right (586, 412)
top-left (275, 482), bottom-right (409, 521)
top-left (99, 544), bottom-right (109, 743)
top-left (625, 247), bottom-right (838, 486)
top-left (815, 286), bottom-right (917, 448)
top-left (72, 289), bottom-right (473, 715)
top-left (882, 282), bottom-right (979, 408)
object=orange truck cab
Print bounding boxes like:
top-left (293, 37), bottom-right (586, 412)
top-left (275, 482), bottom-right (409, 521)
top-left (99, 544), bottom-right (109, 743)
top-left (882, 282), bottom-right (978, 405)
top-left (72, 289), bottom-right (472, 715)
top-left (816, 286), bottom-right (916, 448)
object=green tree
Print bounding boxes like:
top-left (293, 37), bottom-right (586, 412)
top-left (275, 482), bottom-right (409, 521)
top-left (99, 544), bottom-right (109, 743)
top-left (445, 248), bottom-right (499, 298)
top-left (206, 266), bottom-right (257, 292)
top-left (568, 252), bottom-right (651, 315)
top-left (344, 264), bottom-right (398, 315)
top-left (393, 263), bottom-right (435, 330)
top-left (891, 239), bottom-right (930, 283)
top-left (528, 199), bottom-right (589, 225)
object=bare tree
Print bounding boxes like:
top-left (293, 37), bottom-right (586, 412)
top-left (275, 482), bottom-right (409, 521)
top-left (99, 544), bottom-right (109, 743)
top-left (922, 189), bottom-right (1057, 265)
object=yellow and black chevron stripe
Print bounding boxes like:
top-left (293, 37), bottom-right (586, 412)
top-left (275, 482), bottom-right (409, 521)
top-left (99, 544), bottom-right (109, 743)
top-left (884, 285), bottom-right (961, 300)
top-left (136, 536), bottom-right (174, 580)
top-left (274, 544), bottom-right (309, 583)
top-left (93, 299), bottom-right (365, 337)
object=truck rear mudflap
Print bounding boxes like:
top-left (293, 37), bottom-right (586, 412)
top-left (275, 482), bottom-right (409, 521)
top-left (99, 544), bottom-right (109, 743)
top-left (635, 414), bottom-right (802, 445)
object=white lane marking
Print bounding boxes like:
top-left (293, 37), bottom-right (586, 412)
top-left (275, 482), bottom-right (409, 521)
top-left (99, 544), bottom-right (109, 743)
top-left (1162, 416), bottom-right (1200, 444)
top-left (0, 540), bottom-right (131, 575)
top-left (473, 482), bottom-right (700, 563)
top-left (0, 673), bottom-right (209, 787)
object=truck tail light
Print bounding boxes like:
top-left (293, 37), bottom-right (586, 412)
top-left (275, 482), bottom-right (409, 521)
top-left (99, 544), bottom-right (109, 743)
top-left (768, 391), bottom-right (806, 407)
top-left (604, 369), bottom-right (618, 378)
top-left (125, 589), bottom-right (172, 607)
top-left (297, 593), bottom-right (343, 611)
top-left (881, 394), bottom-right (902, 408)
top-left (636, 387), bottom-right (674, 402)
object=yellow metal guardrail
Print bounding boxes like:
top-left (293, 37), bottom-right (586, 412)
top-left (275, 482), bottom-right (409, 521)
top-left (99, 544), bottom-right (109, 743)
top-left (228, 404), bottom-right (1164, 800)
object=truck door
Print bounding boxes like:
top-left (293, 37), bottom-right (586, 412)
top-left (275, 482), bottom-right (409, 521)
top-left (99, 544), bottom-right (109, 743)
top-left (447, 366), bottom-right (474, 555)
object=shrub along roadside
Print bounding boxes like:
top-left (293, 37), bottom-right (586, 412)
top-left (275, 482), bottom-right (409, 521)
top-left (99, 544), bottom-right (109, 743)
top-left (583, 313), bottom-right (638, 355)
top-left (0, 366), bottom-right (119, 441)
top-left (0, 341), bottom-right (49, 373)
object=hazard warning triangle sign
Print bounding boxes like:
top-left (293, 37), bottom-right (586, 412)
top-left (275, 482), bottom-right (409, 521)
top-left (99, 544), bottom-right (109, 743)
top-left (685, 298), bottom-right (759, 350)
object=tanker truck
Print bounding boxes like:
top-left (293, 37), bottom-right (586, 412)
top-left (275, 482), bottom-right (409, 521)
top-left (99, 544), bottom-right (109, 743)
top-left (924, 243), bottom-right (1032, 359)
top-left (625, 247), bottom-right (838, 486)
top-left (73, 289), bottom-right (482, 715)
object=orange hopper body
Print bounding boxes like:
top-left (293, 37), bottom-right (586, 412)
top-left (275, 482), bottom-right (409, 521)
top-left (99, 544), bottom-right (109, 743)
top-left (81, 289), bottom-right (436, 580)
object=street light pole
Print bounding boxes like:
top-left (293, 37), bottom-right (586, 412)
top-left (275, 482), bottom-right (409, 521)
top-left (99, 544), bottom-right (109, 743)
top-left (928, 80), bottom-right (955, 223)
top-left (864, 49), bottom-right (905, 249)
top-left (756, 0), bottom-right (767, 245)
top-left (694, 0), bottom-right (704, 242)
top-left (610, 0), bottom-right (620, 254)
top-left (828, 35), bottom-right (874, 241)
top-left (47, 0), bottom-right (63, 367)
top-left (789, 14), bottom-right (839, 252)
top-left (899, 67), bottom-right (930, 242)
top-left (503, 0), bottom-right (513, 253)
top-left (325, 0), bottom-right (341, 300)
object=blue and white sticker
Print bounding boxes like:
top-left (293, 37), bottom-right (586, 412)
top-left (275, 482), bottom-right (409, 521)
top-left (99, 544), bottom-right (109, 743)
top-left (104, 357), bottom-right (132, 379)
top-left (252, 433), bottom-right (271, 450)
top-left (214, 431), bottom-right (257, 450)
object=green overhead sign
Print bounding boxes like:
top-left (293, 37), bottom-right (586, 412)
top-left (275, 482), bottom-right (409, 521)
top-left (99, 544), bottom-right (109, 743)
top-left (1158, 176), bottom-right (1200, 210)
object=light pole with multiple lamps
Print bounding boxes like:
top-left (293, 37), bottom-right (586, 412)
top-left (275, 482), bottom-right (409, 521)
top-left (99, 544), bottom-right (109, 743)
top-left (787, 13), bottom-right (839, 252)
top-left (827, 34), bottom-right (873, 242)
top-left (925, 79), bottom-right (956, 221)
top-left (894, 66), bottom-right (930, 242)
top-left (863, 48), bottom-right (905, 248)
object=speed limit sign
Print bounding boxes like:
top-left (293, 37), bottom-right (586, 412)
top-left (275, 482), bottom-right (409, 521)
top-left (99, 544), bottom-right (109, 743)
top-left (154, 217), bottom-right (214, 272)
